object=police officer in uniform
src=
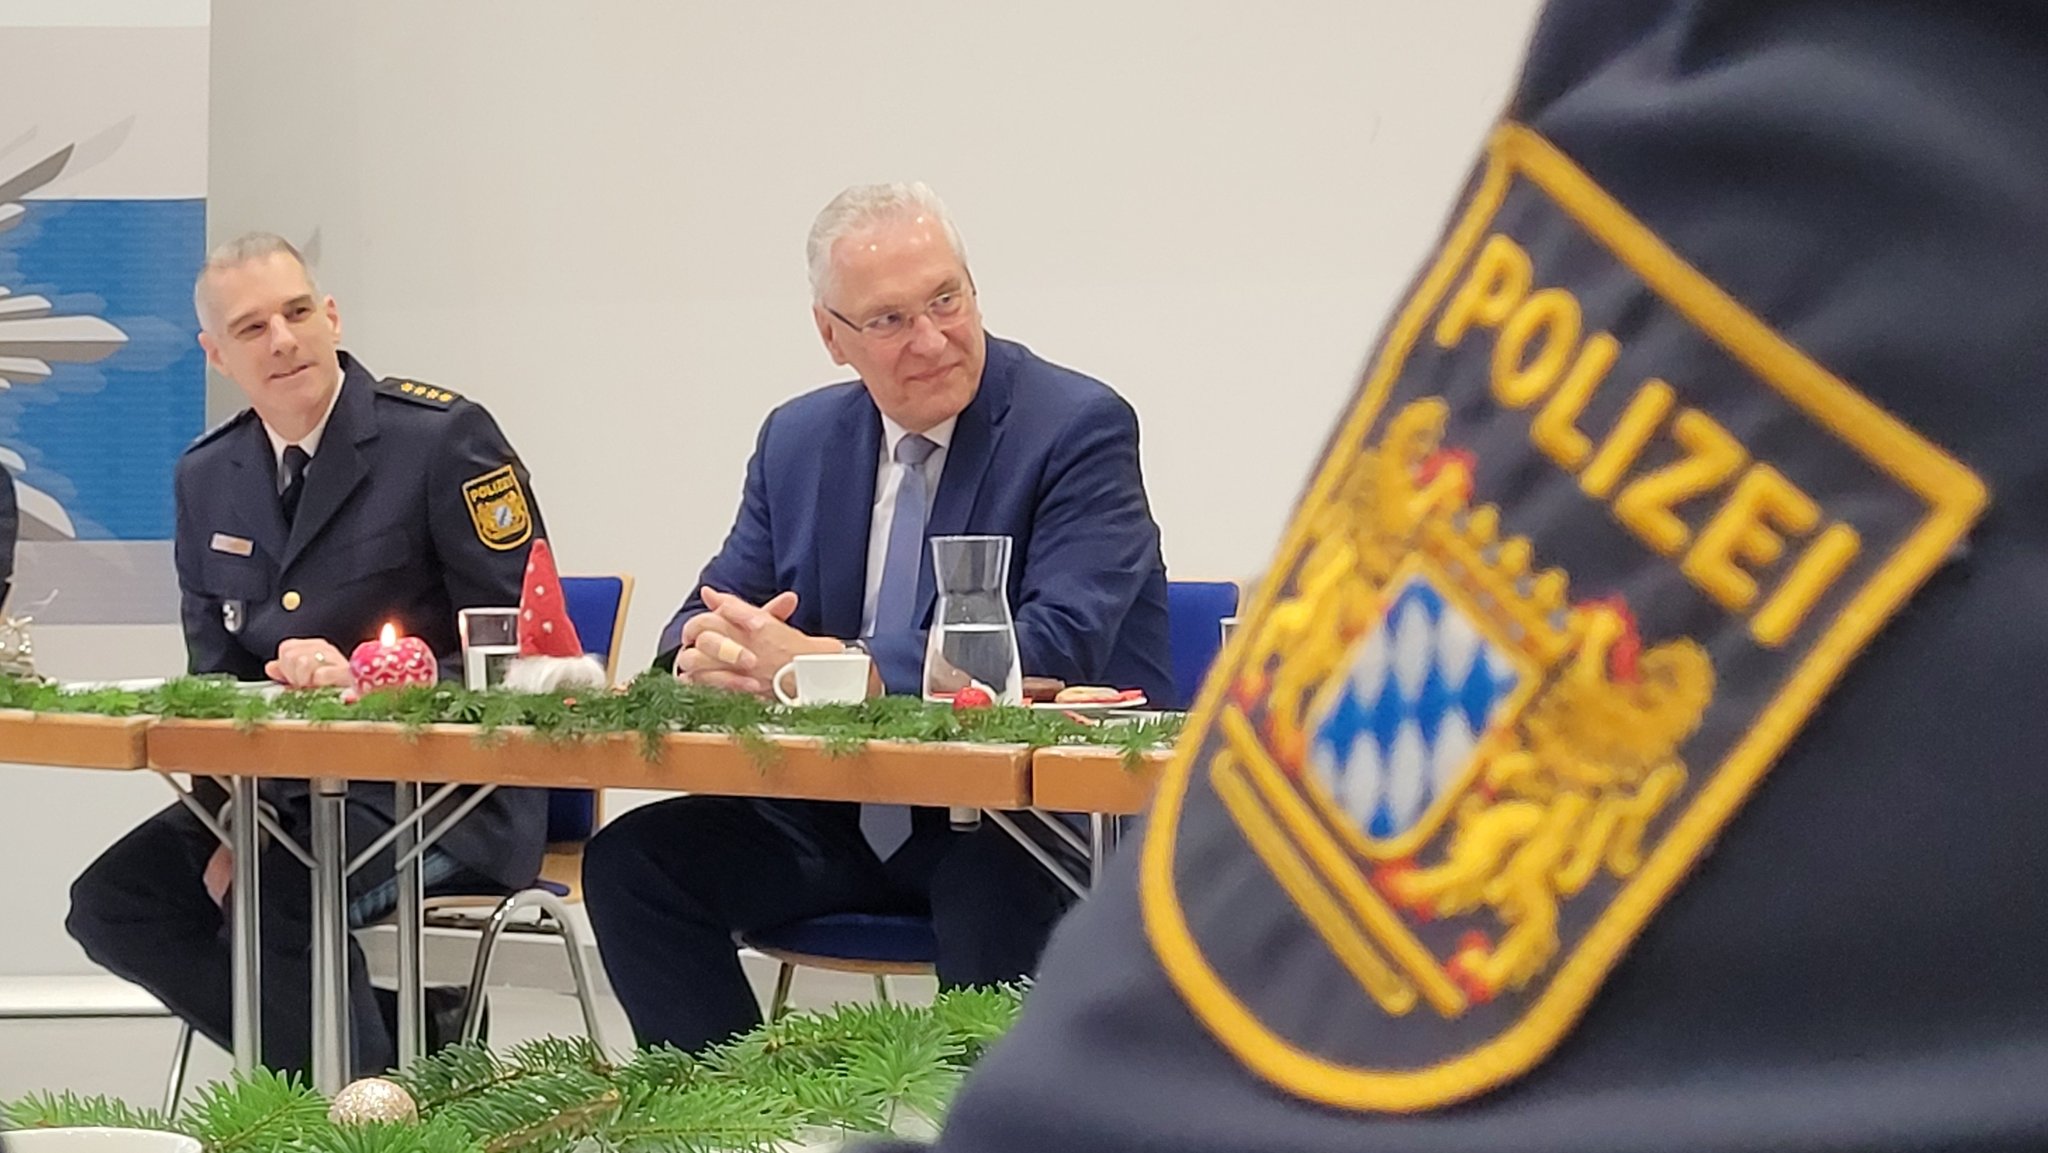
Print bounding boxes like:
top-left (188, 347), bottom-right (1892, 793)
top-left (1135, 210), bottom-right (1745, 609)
top-left (883, 2), bottom-right (2047, 1150)
top-left (66, 233), bottom-right (549, 1078)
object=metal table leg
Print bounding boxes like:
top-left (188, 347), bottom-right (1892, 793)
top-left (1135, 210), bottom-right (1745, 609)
top-left (228, 775), bottom-right (262, 1074)
top-left (308, 777), bottom-right (351, 1093)
top-left (1089, 813), bottom-right (1109, 887)
top-left (982, 809), bottom-right (1090, 899)
top-left (392, 781), bottom-right (424, 1067)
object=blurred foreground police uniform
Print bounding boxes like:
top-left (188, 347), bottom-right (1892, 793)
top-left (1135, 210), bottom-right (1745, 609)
top-left (895, 3), bottom-right (2046, 1150)
top-left (69, 236), bottom-right (549, 1078)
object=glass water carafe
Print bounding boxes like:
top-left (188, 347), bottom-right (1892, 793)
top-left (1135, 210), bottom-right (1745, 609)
top-left (923, 534), bottom-right (1024, 704)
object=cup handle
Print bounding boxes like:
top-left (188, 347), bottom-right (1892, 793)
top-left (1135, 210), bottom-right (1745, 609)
top-left (773, 661), bottom-right (801, 705)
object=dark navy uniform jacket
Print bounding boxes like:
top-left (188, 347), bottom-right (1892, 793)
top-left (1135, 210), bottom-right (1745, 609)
top-left (174, 351), bottom-right (547, 889)
top-left (904, 3), bottom-right (2048, 1151)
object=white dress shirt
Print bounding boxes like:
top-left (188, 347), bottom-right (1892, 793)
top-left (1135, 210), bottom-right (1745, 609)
top-left (859, 413), bottom-right (957, 637)
top-left (261, 364), bottom-right (346, 491)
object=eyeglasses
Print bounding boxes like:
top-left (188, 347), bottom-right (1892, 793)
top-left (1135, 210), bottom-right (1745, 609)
top-left (824, 285), bottom-right (976, 342)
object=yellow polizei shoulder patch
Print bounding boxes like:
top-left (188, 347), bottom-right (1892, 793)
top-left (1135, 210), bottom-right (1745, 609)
top-left (462, 464), bottom-right (533, 551)
top-left (1141, 123), bottom-right (1987, 1112)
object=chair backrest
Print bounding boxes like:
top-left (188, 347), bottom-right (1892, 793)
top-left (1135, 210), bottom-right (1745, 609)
top-left (1166, 580), bottom-right (1240, 711)
top-left (560, 574), bottom-right (634, 685)
top-left (548, 574), bottom-right (635, 844)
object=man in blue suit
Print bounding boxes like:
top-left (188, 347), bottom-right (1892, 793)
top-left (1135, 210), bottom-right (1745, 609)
top-left (583, 182), bottom-right (1172, 1053)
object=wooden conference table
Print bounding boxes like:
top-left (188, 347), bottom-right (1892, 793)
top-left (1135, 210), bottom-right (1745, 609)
top-left (0, 708), bottom-right (1168, 1093)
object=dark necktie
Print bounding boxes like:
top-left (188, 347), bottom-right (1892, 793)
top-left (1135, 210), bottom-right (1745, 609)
top-left (279, 445), bottom-right (311, 525)
top-left (861, 433), bottom-right (939, 859)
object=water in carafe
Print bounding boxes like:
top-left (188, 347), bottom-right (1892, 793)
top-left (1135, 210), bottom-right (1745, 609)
top-left (924, 535), bottom-right (1023, 704)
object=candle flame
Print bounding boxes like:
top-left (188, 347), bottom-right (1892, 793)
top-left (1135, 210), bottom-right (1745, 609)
top-left (380, 622), bottom-right (397, 646)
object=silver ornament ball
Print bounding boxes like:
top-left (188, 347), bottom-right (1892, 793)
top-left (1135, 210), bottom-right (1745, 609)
top-left (327, 1075), bottom-right (419, 1125)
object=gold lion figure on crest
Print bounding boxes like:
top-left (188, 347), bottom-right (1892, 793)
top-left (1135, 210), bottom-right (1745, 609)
top-left (1234, 396), bottom-right (1718, 1009)
top-left (1238, 400), bottom-right (1476, 766)
top-left (1378, 600), bottom-right (1712, 1001)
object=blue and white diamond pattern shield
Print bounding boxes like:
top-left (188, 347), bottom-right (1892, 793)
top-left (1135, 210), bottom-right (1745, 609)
top-left (1308, 574), bottom-right (1521, 840)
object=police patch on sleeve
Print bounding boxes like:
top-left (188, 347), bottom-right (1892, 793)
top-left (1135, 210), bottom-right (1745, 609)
top-left (461, 464), bottom-right (534, 551)
top-left (1141, 124), bottom-right (1988, 1112)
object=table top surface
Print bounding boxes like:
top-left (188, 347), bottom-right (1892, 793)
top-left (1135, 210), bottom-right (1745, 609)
top-left (2, 707), bottom-right (1171, 813)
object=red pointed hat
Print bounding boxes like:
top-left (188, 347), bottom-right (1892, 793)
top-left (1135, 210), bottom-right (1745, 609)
top-left (518, 538), bottom-right (585, 658)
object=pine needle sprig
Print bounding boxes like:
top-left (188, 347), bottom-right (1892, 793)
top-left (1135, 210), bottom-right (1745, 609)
top-left (927, 985), bottom-right (1026, 1062)
top-left (417, 1067), bottom-right (615, 1150)
top-left (610, 1044), bottom-right (707, 1095)
top-left (144, 675), bottom-right (249, 721)
top-left (299, 1115), bottom-right (482, 1153)
top-left (182, 1067), bottom-right (330, 1153)
top-left (391, 1037), bottom-right (619, 1152)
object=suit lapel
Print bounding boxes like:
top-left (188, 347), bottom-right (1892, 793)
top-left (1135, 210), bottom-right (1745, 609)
top-left (229, 418), bottom-right (290, 565)
top-left (918, 338), bottom-right (1015, 624)
top-left (280, 363), bottom-right (377, 572)
top-left (814, 392), bottom-right (881, 638)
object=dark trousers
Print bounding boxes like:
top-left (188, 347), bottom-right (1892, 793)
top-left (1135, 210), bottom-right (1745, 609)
top-left (66, 798), bottom-right (499, 1078)
top-left (582, 797), bottom-right (1081, 1053)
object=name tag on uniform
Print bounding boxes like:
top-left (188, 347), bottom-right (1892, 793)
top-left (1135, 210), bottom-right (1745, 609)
top-left (210, 533), bottom-right (254, 557)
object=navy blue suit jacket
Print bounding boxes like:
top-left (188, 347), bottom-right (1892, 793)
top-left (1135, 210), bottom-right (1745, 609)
top-left (657, 335), bottom-right (1173, 704)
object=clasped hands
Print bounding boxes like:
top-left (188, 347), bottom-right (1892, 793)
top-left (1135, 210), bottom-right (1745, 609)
top-left (674, 586), bottom-right (876, 699)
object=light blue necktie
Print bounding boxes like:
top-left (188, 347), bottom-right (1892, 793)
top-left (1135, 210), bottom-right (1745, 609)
top-left (861, 433), bottom-right (938, 859)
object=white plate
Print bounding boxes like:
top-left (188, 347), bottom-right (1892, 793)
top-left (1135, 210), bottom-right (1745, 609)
top-left (1031, 695), bottom-right (1148, 715)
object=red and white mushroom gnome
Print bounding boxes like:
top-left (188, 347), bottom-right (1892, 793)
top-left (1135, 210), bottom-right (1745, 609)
top-left (500, 538), bottom-right (610, 693)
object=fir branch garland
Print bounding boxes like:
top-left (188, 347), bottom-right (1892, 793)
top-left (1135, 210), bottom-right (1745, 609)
top-left (0, 672), bottom-right (1178, 764)
top-left (0, 990), bottom-right (1025, 1152)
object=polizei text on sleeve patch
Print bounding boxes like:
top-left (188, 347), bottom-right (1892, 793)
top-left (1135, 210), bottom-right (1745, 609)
top-left (1141, 123), bottom-right (1988, 1113)
top-left (462, 464), bottom-right (534, 551)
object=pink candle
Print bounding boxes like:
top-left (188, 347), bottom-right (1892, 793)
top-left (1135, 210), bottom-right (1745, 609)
top-left (348, 623), bottom-right (437, 699)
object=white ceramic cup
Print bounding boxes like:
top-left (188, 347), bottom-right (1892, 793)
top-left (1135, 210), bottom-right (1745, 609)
top-left (773, 651), bottom-right (873, 705)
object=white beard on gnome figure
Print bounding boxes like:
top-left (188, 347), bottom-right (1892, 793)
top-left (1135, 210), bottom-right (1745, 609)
top-left (501, 538), bottom-right (610, 693)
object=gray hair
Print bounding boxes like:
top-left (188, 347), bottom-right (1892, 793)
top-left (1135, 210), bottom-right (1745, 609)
top-left (806, 182), bottom-right (968, 303)
top-left (193, 231), bottom-right (318, 331)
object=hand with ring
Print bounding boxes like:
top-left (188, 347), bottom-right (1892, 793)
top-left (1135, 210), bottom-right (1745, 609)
top-left (266, 637), bottom-right (352, 689)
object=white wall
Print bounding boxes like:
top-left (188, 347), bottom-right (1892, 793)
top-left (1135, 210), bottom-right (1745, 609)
top-left (5, 0), bottom-right (1545, 975)
top-left (205, 0), bottom-right (1545, 665)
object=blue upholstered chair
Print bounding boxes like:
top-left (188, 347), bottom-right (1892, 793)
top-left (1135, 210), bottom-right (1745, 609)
top-left (742, 913), bottom-right (939, 1018)
top-left (1165, 579), bottom-right (1240, 710)
top-left (537, 574), bottom-right (634, 867)
top-left (436, 573), bottom-right (635, 1044)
